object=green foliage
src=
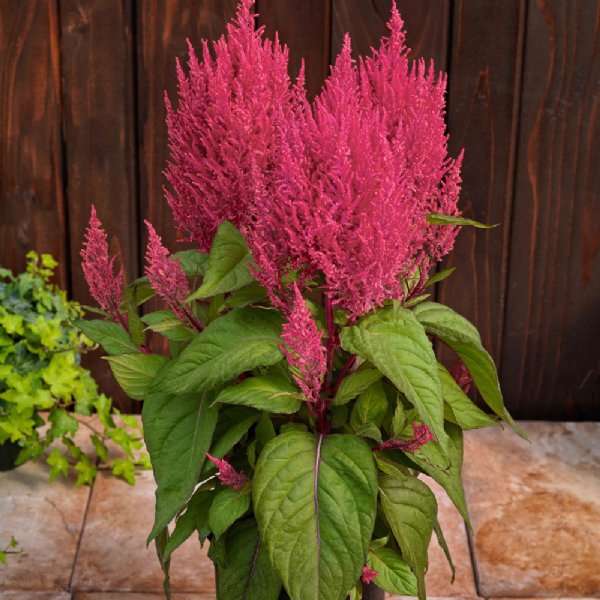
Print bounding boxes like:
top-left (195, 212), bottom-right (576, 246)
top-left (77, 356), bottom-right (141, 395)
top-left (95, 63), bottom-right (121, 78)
top-left (0, 252), bottom-right (147, 485)
top-left (81, 222), bottom-right (517, 599)
top-left (0, 536), bottom-right (22, 566)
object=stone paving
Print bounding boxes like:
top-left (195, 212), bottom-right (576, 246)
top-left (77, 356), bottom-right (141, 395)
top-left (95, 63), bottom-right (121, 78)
top-left (1, 421), bottom-right (599, 600)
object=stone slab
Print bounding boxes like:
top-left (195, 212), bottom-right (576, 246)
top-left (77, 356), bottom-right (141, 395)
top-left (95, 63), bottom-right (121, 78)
top-left (463, 422), bottom-right (600, 598)
top-left (73, 594), bottom-right (214, 599)
top-left (71, 469), bottom-right (214, 593)
top-left (0, 460), bottom-right (90, 592)
top-left (0, 594), bottom-right (71, 600)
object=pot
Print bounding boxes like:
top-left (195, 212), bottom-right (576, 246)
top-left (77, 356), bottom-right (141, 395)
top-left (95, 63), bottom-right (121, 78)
top-left (0, 439), bottom-right (21, 472)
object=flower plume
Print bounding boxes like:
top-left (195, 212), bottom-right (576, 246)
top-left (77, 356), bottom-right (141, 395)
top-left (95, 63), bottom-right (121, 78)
top-left (80, 206), bottom-right (123, 319)
top-left (205, 453), bottom-right (248, 489)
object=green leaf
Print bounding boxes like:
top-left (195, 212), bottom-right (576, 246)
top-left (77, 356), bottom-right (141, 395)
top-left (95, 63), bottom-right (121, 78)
top-left (340, 308), bottom-right (447, 451)
top-left (438, 364), bottom-right (498, 430)
top-left (154, 527), bottom-right (171, 600)
top-left (143, 389), bottom-right (219, 542)
top-left (253, 432), bottom-right (378, 600)
top-left (47, 447), bottom-right (69, 481)
top-left (74, 455), bottom-right (97, 486)
top-left (105, 353), bottom-right (167, 400)
top-left (74, 319), bottom-right (138, 355)
top-left (112, 458), bottom-right (136, 485)
top-left (173, 250), bottom-right (209, 277)
top-left (163, 489), bottom-right (214, 562)
top-left (255, 413), bottom-right (275, 454)
top-left (333, 368), bottom-right (383, 406)
top-left (142, 311), bottom-right (195, 342)
top-left (402, 293), bottom-right (431, 308)
top-left (426, 212), bottom-right (498, 228)
top-left (121, 277), bottom-right (155, 307)
top-left (353, 422), bottom-right (383, 444)
top-left (127, 302), bottom-right (146, 347)
top-left (367, 546), bottom-right (418, 596)
top-left (47, 408), bottom-right (78, 440)
top-left (187, 221), bottom-right (253, 300)
top-left (379, 473), bottom-right (437, 600)
top-left (217, 519), bottom-right (281, 600)
top-left (208, 412), bottom-right (259, 462)
top-left (225, 281), bottom-right (268, 308)
top-left (350, 380), bottom-right (388, 430)
top-left (433, 517), bottom-right (456, 583)
top-left (151, 308), bottom-right (283, 395)
top-left (215, 372), bottom-right (301, 414)
top-left (425, 267), bottom-right (456, 287)
top-left (412, 302), bottom-right (523, 437)
top-left (209, 486), bottom-right (251, 539)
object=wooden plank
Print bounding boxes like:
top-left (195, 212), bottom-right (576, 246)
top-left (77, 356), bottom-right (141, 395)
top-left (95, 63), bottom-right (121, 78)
top-left (438, 1), bottom-right (526, 366)
top-left (332, 0), bottom-right (449, 66)
top-left (501, 0), bottom-right (600, 419)
top-left (0, 1), bottom-right (67, 287)
top-left (59, 0), bottom-right (139, 411)
top-left (136, 0), bottom-right (238, 256)
top-left (256, 0), bottom-right (331, 98)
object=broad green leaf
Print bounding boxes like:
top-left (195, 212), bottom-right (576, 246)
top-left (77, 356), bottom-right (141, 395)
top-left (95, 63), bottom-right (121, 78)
top-left (379, 473), bottom-right (437, 600)
top-left (226, 281), bottom-right (268, 308)
top-left (154, 527), bottom-right (171, 599)
top-left (105, 354), bottom-right (167, 400)
top-left (209, 486), bottom-right (251, 539)
top-left (425, 267), bottom-right (456, 287)
top-left (426, 212), bottom-right (498, 228)
top-left (151, 308), bottom-right (283, 395)
top-left (253, 432), bottom-right (378, 600)
top-left (74, 319), bottom-right (138, 355)
top-left (207, 412), bottom-right (260, 463)
top-left (127, 302), bottom-right (146, 347)
top-left (187, 221), bottom-right (253, 300)
top-left (333, 368), bottom-right (383, 406)
top-left (434, 517), bottom-right (455, 583)
top-left (142, 311), bottom-right (195, 342)
top-left (402, 293), bottom-right (431, 308)
top-left (340, 308), bottom-right (447, 451)
top-left (162, 488), bottom-right (214, 558)
top-left (354, 422), bottom-right (383, 444)
top-left (350, 380), bottom-right (388, 430)
top-left (173, 249), bottom-right (209, 277)
top-left (407, 422), bottom-right (470, 527)
top-left (412, 302), bottom-right (523, 437)
top-left (438, 364), bottom-right (498, 430)
top-left (255, 413), bottom-right (276, 453)
top-left (121, 277), bottom-right (155, 307)
top-left (143, 388), bottom-right (218, 542)
top-left (367, 546), bottom-right (418, 596)
top-left (214, 373), bottom-right (301, 414)
top-left (217, 519), bottom-right (281, 600)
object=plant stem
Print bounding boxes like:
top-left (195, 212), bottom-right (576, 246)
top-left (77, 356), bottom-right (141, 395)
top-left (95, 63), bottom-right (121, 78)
top-left (331, 355), bottom-right (356, 397)
top-left (324, 294), bottom-right (336, 392)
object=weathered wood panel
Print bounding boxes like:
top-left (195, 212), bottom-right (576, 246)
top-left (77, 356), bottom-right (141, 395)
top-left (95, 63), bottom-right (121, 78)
top-left (501, 0), bottom-right (600, 419)
top-left (0, 2), bottom-right (67, 287)
top-left (257, 0), bottom-right (331, 98)
top-left (332, 0), bottom-right (449, 66)
top-left (439, 1), bottom-right (526, 364)
top-left (59, 0), bottom-right (139, 410)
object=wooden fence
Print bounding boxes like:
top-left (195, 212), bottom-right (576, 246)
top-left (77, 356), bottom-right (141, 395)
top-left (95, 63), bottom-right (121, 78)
top-left (1, 0), bottom-right (598, 418)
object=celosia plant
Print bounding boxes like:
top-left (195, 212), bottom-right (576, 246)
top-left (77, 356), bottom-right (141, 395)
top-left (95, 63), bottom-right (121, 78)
top-left (80, 2), bottom-right (523, 599)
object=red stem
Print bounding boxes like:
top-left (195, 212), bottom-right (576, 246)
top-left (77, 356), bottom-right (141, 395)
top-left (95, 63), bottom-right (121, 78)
top-left (331, 355), bottom-right (356, 397)
top-left (324, 294), bottom-right (336, 393)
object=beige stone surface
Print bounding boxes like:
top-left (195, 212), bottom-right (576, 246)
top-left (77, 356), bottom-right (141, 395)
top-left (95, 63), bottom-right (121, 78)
top-left (73, 594), bottom-right (215, 599)
top-left (0, 594), bottom-right (71, 600)
top-left (423, 478), bottom-right (476, 597)
top-left (0, 460), bottom-right (90, 592)
top-left (71, 469), bottom-right (214, 593)
top-left (463, 422), bottom-right (600, 598)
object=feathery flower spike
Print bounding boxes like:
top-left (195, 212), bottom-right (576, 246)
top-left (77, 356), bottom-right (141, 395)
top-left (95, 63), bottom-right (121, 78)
top-left (361, 566), bottom-right (379, 585)
top-left (450, 358), bottom-right (472, 393)
top-left (144, 221), bottom-right (202, 331)
top-left (373, 422), bottom-right (435, 453)
top-left (80, 206), bottom-right (124, 321)
top-left (205, 453), bottom-right (249, 489)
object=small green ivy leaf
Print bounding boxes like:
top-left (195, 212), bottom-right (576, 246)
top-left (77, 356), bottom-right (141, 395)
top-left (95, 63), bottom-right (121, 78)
top-left (426, 212), bottom-right (498, 228)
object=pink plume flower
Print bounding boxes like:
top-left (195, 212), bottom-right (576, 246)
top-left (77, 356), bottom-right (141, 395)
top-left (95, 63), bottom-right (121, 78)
top-left (450, 358), bottom-right (472, 393)
top-left (205, 453), bottom-right (249, 489)
top-left (361, 566), bottom-right (379, 585)
top-left (144, 221), bottom-right (200, 330)
top-left (80, 206), bottom-right (123, 319)
top-left (280, 285), bottom-right (326, 404)
top-left (373, 422), bottom-right (435, 453)
top-left (164, 0), bottom-right (297, 250)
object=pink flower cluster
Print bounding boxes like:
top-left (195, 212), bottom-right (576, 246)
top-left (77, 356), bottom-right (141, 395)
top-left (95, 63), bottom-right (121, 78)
top-left (205, 453), bottom-right (249, 489)
top-left (361, 566), bottom-right (379, 585)
top-left (450, 358), bottom-right (472, 393)
top-left (80, 205), bottom-right (123, 320)
top-left (280, 285), bottom-right (327, 405)
top-left (165, 0), bottom-right (463, 318)
top-left (373, 422), bottom-right (435, 453)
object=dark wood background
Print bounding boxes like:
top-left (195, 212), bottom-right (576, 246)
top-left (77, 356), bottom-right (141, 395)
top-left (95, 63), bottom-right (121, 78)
top-left (1, 0), bottom-right (599, 419)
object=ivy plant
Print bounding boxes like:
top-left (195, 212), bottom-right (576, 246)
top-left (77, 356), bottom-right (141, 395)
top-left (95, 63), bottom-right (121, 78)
top-left (0, 252), bottom-right (148, 485)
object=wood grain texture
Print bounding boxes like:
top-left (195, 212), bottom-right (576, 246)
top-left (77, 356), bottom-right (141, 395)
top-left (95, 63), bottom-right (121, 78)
top-left (0, 1), bottom-right (67, 287)
top-left (332, 0), bottom-right (449, 66)
top-left (438, 1), bottom-right (526, 363)
top-left (60, 0), bottom-right (139, 410)
top-left (136, 0), bottom-right (238, 255)
top-left (256, 0), bottom-right (331, 98)
top-left (501, 0), bottom-right (600, 419)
